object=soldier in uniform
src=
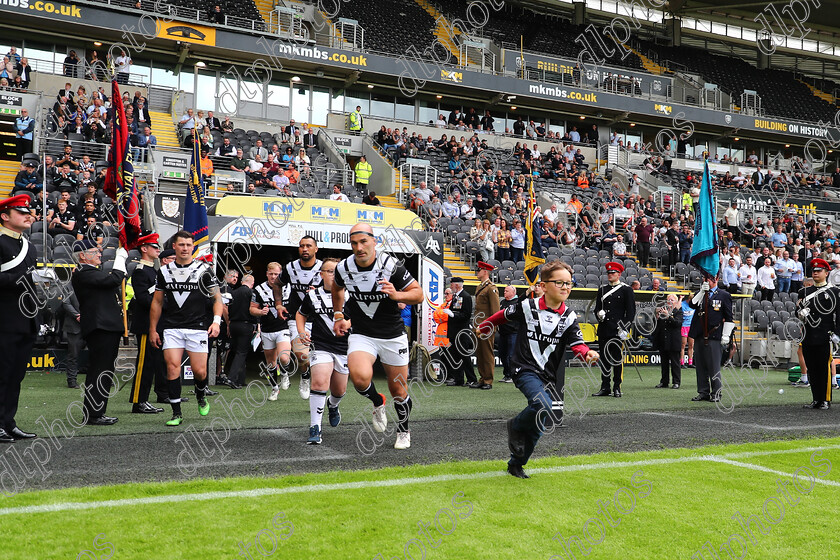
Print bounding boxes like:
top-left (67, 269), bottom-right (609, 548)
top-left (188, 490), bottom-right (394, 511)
top-left (444, 277), bottom-right (477, 387)
top-left (688, 275), bottom-right (734, 402)
top-left (127, 233), bottom-right (166, 413)
top-left (593, 261), bottom-right (636, 398)
top-left (473, 262), bottom-right (500, 390)
top-left (71, 240), bottom-right (130, 425)
top-left (0, 194), bottom-right (38, 443)
top-left (795, 258), bottom-right (838, 409)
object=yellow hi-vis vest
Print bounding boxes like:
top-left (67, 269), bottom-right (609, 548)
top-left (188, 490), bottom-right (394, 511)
top-left (355, 161), bottom-right (372, 184)
top-left (349, 110), bottom-right (363, 131)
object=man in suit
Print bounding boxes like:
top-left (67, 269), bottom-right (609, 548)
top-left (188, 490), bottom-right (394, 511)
top-left (60, 287), bottom-right (84, 389)
top-left (205, 110), bottom-right (221, 131)
top-left (0, 194), bottom-right (39, 443)
top-left (133, 99), bottom-right (152, 129)
top-left (56, 82), bottom-right (74, 107)
top-left (71, 240), bottom-right (129, 425)
top-left (653, 294), bottom-right (683, 389)
top-left (752, 166), bottom-right (765, 189)
top-left (444, 277), bottom-right (478, 387)
top-left (136, 126), bottom-right (156, 162)
top-left (303, 128), bottom-right (318, 155)
top-left (249, 139), bottom-right (268, 161)
top-left (472, 262), bottom-right (500, 389)
top-left (688, 275), bottom-right (734, 402)
top-left (283, 120), bottom-right (299, 142)
top-left (128, 233), bottom-right (166, 413)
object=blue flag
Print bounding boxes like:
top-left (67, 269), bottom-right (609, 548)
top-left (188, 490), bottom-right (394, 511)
top-left (690, 160), bottom-right (719, 279)
top-left (184, 133), bottom-right (209, 254)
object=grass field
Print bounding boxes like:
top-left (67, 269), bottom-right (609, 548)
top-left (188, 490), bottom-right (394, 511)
top-left (0, 437), bottom-right (837, 559)
top-left (15, 363), bottom-right (806, 436)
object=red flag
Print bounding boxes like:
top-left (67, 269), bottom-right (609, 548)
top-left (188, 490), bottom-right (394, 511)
top-left (103, 79), bottom-right (143, 250)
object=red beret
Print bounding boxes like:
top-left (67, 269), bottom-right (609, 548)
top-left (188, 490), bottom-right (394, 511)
top-left (477, 261), bottom-right (495, 271)
top-left (137, 233), bottom-right (159, 247)
top-left (0, 194), bottom-right (31, 213)
top-left (606, 261), bottom-right (624, 273)
top-left (811, 258), bottom-right (831, 271)
top-left (197, 253), bottom-right (213, 263)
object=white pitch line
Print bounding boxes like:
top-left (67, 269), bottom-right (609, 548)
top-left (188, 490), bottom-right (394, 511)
top-left (1, 445), bottom-right (838, 517)
top-left (641, 412), bottom-right (840, 431)
top-left (706, 457), bottom-right (840, 487)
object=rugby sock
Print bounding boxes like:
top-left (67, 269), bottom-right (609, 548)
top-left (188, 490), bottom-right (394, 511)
top-left (328, 393), bottom-right (344, 408)
top-left (801, 373), bottom-right (810, 384)
top-left (302, 365), bottom-right (311, 380)
top-left (357, 382), bottom-right (385, 407)
top-left (195, 378), bottom-right (207, 400)
top-left (168, 378), bottom-right (182, 416)
top-left (266, 364), bottom-right (279, 388)
top-left (394, 395), bottom-right (412, 433)
top-left (310, 390), bottom-right (327, 427)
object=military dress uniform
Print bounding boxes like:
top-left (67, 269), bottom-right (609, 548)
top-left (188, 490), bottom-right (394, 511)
top-left (473, 262), bottom-right (500, 389)
top-left (0, 195), bottom-right (39, 443)
top-left (594, 262), bottom-right (636, 397)
top-left (71, 240), bottom-right (128, 424)
top-left (688, 282), bottom-right (734, 402)
top-left (796, 258), bottom-right (838, 409)
top-left (128, 233), bottom-right (166, 412)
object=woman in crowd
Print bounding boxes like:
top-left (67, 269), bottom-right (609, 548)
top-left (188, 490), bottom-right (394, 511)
top-left (496, 219), bottom-right (511, 263)
top-left (510, 219), bottom-right (526, 263)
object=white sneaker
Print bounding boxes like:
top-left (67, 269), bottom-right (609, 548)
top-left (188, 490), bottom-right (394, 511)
top-left (394, 431), bottom-right (411, 449)
top-left (268, 387), bottom-right (279, 401)
top-left (372, 402), bottom-right (387, 433)
top-left (279, 373), bottom-right (290, 391)
top-left (299, 377), bottom-right (310, 400)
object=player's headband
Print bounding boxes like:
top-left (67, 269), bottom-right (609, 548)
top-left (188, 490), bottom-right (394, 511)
top-left (349, 231), bottom-right (375, 238)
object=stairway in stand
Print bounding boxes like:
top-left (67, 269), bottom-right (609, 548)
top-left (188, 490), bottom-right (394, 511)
top-left (149, 111), bottom-right (182, 149)
top-left (0, 160), bottom-right (20, 198)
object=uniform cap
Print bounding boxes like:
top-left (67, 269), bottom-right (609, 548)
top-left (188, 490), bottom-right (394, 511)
top-left (0, 194), bottom-right (32, 213)
top-left (477, 261), bottom-right (495, 271)
top-left (137, 233), bottom-right (160, 247)
top-left (605, 261), bottom-right (624, 273)
top-left (72, 239), bottom-right (97, 252)
top-left (450, 276), bottom-right (464, 284)
top-left (159, 249), bottom-right (175, 259)
top-left (811, 258), bottom-right (831, 271)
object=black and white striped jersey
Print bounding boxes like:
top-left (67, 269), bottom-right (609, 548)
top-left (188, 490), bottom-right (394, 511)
top-left (251, 281), bottom-right (287, 333)
top-left (298, 287), bottom-right (349, 355)
top-left (504, 297), bottom-right (586, 382)
top-left (155, 260), bottom-right (218, 330)
top-left (334, 252), bottom-right (415, 339)
top-left (280, 259), bottom-right (323, 315)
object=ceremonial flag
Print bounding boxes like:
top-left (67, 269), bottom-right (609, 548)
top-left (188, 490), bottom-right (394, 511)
top-left (184, 131), bottom-right (209, 255)
top-left (524, 177), bottom-right (545, 285)
top-left (102, 79), bottom-right (142, 250)
top-left (690, 159), bottom-right (719, 279)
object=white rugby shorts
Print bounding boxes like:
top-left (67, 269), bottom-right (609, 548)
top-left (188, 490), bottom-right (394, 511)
top-left (163, 328), bottom-right (209, 353)
top-left (348, 333), bottom-right (409, 367)
top-left (310, 350), bottom-right (349, 374)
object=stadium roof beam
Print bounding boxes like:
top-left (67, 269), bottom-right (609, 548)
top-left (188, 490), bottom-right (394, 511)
top-left (606, 112), bottom-right (631, 125)
top-left (172, 43), bottom-right (191, 77)
top-left (675, 0), bottom-right (791, 13)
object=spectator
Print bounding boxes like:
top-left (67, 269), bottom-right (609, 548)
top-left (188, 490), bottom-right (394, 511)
top-left (510, 219), bottom-right (526, 263)
top-left (425, 196), bottom-right (443, 220)
top-left (208, 4), bottom-right (224, 23)
top-left (329, 184), bottom-right (349, 203)
top-left (16, 57), bottom-right (32, 88)
top-left (200, 150), bottom-right (214, 179)
top-left (114, 50), bottom-right (131, 84)
top-left (757, 257), bottom-right (776, 301)
top-left (216, 137), bottom-right (236, 156)
top-left (76, 215), bottom-right (104, 245)
top-left (634, 217), bottom-right (655, 267)
top-left (409, 181), bottom-right (432, 211)
top-left (48, 199), bottom-right (75, 236)
top-left (363, 191), bottom-right (381, 206)
top-left (774, 250), bottom-right (794, 293)
top-left (250, 140), bottom-right (269, 161)
top-left (14, 162), bottom-right (40, 192)
top-left (613, 235), bottom-right (627, 258)
top-left (221, 116), bottom-right (234, 133)
top-left (738, 256), bottom-right (757, 296)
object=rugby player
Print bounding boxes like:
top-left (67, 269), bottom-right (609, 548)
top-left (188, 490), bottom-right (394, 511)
top-left (251, 262), bottom-right (292, 399)
top-left (281, 236), bottom-right (323, 400)
top-left (149, 231), bottom-right (223, 426)
top-left (296, 258), bottom-right (348, 444)
top-left (332, 223), bottom-right (424, 449)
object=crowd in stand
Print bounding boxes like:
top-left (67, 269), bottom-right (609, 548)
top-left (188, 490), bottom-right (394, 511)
top-left (0, 47), bottom-right (34, 92)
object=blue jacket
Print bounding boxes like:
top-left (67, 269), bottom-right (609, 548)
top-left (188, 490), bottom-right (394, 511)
top-left (14, 169), bottom-right (41, 190)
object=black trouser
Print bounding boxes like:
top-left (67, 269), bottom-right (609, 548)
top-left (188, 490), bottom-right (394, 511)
top-left (790, 280), bottom-right (803, 294)
top-left (228, 321), bottom-right (254, 386)
top-left (65, 330), bottom-right (85, 382)
top-left (0, 331), bottom-right (35, 432)
top-left (16, 137), bottom-right (33, 159)
top-left (759, 287), bottom-right (774, 302)
top-left (446, 331), bottom-right (477, 385)
top-left (668, 247), bottom-right (679, 268)
top-left (638, 242), bottom-right (651, 267)
top-left (693, 339), bottom-right (722, 398)
top-left (598, 332), bottom-right (624, 391)
top-left (83, 330), bottom-right (121, 420)
top-left (803, 342), bottom-right (833, 404)
top-left (660, 349), bottom-right (681, 386)
top-left (498, 331), bottom-right (517, 379)
top-left (130, 333), bottom-right (166, 403)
